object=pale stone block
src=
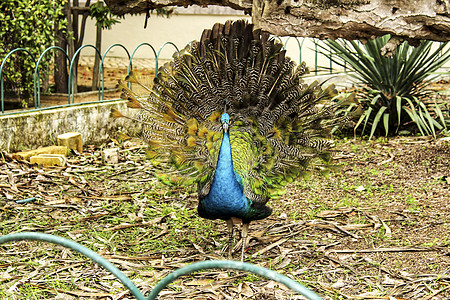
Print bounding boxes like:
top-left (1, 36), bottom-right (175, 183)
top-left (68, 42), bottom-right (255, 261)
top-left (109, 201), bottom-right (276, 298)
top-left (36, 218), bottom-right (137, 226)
top-left (103, 148), bottom-right (119, 164)
top-left (30, 154), bottom-right (66, 167)
top-left (13, 146), bottom-right (68, 161)
top-left (57, 132), bottom-right (83, 153)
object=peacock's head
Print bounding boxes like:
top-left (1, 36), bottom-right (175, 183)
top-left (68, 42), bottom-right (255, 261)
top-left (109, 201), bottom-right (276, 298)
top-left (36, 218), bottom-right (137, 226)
top-left (220, 113), bottom-right (230, 132)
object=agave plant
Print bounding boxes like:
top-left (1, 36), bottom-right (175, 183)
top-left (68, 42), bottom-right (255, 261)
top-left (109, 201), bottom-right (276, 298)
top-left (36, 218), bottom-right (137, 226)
top-left (320, 36), bottom-right (450, 138)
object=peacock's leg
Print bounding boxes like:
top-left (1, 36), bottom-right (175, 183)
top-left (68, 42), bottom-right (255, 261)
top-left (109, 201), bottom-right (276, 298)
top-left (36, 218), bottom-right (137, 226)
top-left (240, 223), bottom-right (249, 262)
top-left (225, 219), bottom-right (234, 259)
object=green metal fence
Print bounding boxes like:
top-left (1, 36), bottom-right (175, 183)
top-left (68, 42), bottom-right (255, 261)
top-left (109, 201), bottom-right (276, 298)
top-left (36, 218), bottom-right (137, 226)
top-left (3, 37), bottom-right (449, 116)
top-left (1, 37), bottom-right (334, 116)
top-left (0, 41), bottom-right (180, 115)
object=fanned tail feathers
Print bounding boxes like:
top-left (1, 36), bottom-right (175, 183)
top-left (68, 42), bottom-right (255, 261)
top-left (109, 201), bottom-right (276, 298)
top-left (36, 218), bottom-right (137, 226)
top-left (113, 20), bottom-right (344, 202)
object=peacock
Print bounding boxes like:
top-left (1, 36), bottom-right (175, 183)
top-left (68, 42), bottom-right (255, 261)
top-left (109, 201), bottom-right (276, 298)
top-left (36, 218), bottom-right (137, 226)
top-left (112, 20), bottom-right (344, 261)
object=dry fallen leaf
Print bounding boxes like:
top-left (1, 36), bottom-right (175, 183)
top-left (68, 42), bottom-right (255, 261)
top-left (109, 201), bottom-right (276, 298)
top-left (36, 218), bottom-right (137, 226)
top-left (331, 279), bottom-right (346, 289)
top-left (317, 210), bottom-right (342, 218)
top-left (355, 185), bottom-right (366, 192)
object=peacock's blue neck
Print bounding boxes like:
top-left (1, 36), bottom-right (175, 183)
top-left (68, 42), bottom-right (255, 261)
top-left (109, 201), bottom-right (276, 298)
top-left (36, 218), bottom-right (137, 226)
top-left (201, 130), bottom-right (250, 220)
top-left (214, 132), bottom-right (240, 187)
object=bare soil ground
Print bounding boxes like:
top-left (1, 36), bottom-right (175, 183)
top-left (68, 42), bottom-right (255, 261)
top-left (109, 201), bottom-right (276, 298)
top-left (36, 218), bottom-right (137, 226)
top-left (2, 64), bottom-right (450, 299)
top-left (1, 136), bottom-right (449, 299)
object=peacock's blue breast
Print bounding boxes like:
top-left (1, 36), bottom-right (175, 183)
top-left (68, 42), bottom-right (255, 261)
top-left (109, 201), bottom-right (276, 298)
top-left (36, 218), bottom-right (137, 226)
top-left (198, 130), bottom-right (251, 220)
top-left (200, 173), bottom-right (250, 220)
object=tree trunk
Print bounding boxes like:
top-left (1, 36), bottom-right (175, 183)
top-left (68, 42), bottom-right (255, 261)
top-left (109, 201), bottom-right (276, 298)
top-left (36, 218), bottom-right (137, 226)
top-left (54, 2), bottom-right (69, 94)
top-left (66, 0), bottom-right (92, 94)
top-left (92, 24), bottom-right (102, 91)
top-left (104, 0), bottom-right (450, 48)
top-left (42, 65), bottom-right (50, 93)
top-left (66, 3), bottom-right (77, 94)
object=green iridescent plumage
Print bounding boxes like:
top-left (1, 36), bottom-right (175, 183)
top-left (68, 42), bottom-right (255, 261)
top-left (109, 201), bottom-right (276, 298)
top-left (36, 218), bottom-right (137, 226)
top-left (112, 20), bottom-right (345, 259)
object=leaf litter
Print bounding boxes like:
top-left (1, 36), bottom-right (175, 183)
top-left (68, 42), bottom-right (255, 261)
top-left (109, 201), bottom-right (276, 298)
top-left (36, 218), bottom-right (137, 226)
top-left (0, 136), bottom-right (449, 299)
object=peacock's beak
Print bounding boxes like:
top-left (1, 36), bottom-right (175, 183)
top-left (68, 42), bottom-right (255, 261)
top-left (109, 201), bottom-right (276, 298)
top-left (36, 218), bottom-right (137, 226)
top-left (223, 122), bottom-right (229, 132)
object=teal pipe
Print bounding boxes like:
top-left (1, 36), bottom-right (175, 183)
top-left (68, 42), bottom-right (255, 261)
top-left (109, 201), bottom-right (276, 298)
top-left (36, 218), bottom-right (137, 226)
top-left (0, 232), bottom-right (322, 300)
top-left (0, 232), bottom-right (146, 300)
top-left (147, 260), bottom-right (322, 300)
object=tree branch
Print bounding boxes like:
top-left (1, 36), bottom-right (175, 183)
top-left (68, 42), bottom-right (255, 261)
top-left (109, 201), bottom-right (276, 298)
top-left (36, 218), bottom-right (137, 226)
top-left (104, 0), bottom-right (450, 47)
top-left (104, 0), bottom-right (251, 16)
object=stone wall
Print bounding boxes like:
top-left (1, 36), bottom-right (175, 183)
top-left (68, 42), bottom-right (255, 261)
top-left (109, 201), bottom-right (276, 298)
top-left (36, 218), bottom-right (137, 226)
top-left (0, 100), bottom-right (139, 153)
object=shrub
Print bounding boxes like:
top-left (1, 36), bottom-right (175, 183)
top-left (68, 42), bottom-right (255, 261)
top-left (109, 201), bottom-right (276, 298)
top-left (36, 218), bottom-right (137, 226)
top-left (0, 0), bottom-right (66, 106)
top-left (321, 36), bottom-right (450, 138)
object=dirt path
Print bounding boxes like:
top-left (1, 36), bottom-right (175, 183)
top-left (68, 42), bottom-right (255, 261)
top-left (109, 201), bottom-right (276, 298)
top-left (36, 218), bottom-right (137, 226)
top-left (1, 136), bottom-right (449, 299)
